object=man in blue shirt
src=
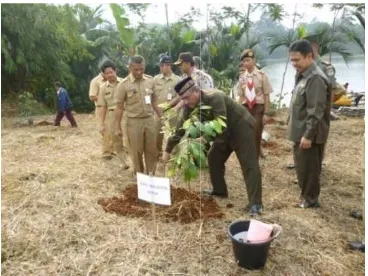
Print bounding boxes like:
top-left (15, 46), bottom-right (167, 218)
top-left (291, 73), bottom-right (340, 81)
top-left (54, 81), bottom-right (77, 127)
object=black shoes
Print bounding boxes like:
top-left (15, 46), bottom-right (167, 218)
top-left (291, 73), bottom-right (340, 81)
top-left (296, 200), bottom-right (320, 208)
top-left (350, 210), bottom-right (363, 220)
top-left (248, 204), bottom-right (263, 216)
top-left (348, 241), bottom-right (365, 253)
top-left (200, 189), bottom-right (228, 198)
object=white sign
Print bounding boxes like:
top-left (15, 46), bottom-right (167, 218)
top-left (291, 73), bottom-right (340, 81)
top-left (137, 173), bottom-right (171, 206)
top-left (145, 95), bottom-right (151, 104)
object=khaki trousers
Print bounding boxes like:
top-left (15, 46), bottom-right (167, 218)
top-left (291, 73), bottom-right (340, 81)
top-left (126, 116), bottom-right (158, 174)
top-left (96, 106), bottom-right (113, 156)
top-left (106, 110), bottom-right (127, 166)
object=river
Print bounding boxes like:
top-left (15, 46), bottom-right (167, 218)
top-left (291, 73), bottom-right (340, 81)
top-left (261, 54), bottom-right (365, 106)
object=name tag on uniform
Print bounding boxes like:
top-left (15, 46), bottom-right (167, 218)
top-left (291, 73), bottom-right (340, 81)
top-left (167, 93), bottom-right (172, 100)
top-left (145, 95), bottom-right (151, 104)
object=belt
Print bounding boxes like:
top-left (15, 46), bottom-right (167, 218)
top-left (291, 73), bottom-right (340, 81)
top-left (108, 109), bottom-right (115, 111)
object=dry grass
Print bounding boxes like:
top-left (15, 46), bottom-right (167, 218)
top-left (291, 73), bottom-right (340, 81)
top-left (1, 111), bottom-right (365, 275)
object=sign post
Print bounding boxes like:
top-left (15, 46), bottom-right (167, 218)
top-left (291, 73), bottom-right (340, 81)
top-left (137, 173), bottom-right (171, 237)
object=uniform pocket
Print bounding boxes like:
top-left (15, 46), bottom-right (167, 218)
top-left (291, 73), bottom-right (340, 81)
top-left (126, 91), bottom-right (140, 104)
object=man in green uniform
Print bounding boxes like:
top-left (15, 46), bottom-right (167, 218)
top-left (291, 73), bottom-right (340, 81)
top-left (162, 76), bottom-right (263, 215)
top-left (288, 39), bottom-right (331, 208)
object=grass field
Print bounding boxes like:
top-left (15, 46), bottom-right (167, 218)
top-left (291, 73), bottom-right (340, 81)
top-left (1, 110), bottom-right (365, 275)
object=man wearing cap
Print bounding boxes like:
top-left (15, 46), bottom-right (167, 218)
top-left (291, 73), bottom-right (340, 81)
top-left (114, 55), bottom-right (163, 175)
top-left (288, 39), bottom-right (331, 208)
top-left (97, 60), bottom-right (129, 168)
top-left (304, 34), bottom-right (337, 90)
top-left (237, 49), bottom-right (273, 158)
top-left (89, 67), bottom-right (115, 159)
top-left (162, 76), bottom-right (263, 215)
top-left (168, 52), bottom-right (215, 110)
top-left (153, 55), bottom-right (180, 158)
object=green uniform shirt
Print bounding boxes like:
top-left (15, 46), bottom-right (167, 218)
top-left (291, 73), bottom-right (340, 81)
top-left (316, 56), bottom-right (337, 89)
top-left (287, 62), bottom-right (331, 144)
top-left (165, 89), bottom-right (256, 153)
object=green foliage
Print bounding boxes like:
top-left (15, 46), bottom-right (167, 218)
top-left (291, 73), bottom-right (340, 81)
top-left (18, 91), bottom-right (50, 118)
top-left (163, 105), bottom-right (227, 186)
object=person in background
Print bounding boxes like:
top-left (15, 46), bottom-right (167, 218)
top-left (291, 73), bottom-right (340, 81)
top-left (97, 60), bottom-right (129, 167)
top-left (89, 66), bottom-right (114, 159)
top-left (54, 81), bottom-right (77, 128)
top-left (167, 52), bottom-right (215, 110)
top-left (153, 55), bottom-right (180, 158)
top-left (237, 49), bottom-right (273, 158)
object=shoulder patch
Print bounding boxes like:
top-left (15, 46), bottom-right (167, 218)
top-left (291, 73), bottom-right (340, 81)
top-left (143, 74), bottom-right (153, 79)
top-left (326, 66), bottom-right (335, 77)
top-left (321, 60), bottom-right (331, 66)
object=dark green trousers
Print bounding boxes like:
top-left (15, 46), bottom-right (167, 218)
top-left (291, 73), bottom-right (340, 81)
top-left (207, 119), bottom-right (262, 207)
top-left (293, 143), bottom-right (325, 204)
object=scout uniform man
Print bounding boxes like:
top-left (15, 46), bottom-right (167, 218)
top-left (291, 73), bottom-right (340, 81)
top-left (237, 49), bottom-right (273, 158)
top-left (162, 76), bottom-right (263, 215)
top-left (288, 39), bottom-right (331, 208)
top-left (153, 55), bottom-right (180, 158)
top-left (114, 55), bottom-right (163, 175)
top-left (89, 67), bottom-right (114, 159)
top-left (168, 52), bottom-right (215, 110)
top-left (97, 60), bottom-right (129, 168)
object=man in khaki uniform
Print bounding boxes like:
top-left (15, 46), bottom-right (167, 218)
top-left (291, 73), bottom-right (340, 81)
top-left (97, 61), bottom-right (129, 168)
top-left (153, 55), bottom-right (180, 158)
top-left (237, 49), bottom-right (273, 158)
top-left (168, 52), bottom-right (215, 110)
top-left (115, 55), bottom-right (163, 175)
top-left (89, 67), bottom-right (114, 159)
top-left (288, 39), bottom-right (331, 208)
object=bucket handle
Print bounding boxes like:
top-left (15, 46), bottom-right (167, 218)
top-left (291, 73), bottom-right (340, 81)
top-left (269, 224), bottom-right (282, 242)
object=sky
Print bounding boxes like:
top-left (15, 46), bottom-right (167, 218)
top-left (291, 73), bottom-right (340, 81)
top-left (91, 3), bottom-right (337, 30)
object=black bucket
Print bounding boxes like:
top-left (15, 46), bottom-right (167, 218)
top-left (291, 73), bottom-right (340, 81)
top-left (228, 220), bottom-right (282, 270)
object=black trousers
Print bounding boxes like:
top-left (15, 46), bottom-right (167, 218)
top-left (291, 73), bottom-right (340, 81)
top-left (207, 120), bottom-right (262, 207)
top-left (293, 143), bottom-right (325, 204)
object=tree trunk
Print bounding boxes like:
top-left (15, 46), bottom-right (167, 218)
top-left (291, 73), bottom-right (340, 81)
top-left (165, 4), bottom-right (171, 56)
top-left (278, 4), bottom-right (298, 108)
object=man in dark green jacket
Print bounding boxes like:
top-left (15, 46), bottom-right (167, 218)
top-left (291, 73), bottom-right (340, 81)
top-left (288, 39), bottom-right (331, 208)
top-left (162, 76), bottom-right (263, 215)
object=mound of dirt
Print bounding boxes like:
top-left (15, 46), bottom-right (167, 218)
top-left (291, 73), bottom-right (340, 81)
top-left (98, 185), bottom-right (224, 224)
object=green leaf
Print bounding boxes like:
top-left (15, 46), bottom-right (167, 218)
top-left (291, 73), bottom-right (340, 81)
top-left (217, 117), bottom-right (227, 128)
top-left (199, 105), bottom-right (212, 110)
top-left (190, 142), bottom-right (201, 159)
top-left (167, 168), bottom-right (175, 178)
top-left (188, 125), bottom-right (199, 138)
top-left (182, 119), bottom-right (192, 130)
top-left (213, 120), bottom-right (222, 134)
top-left (209, 43), bottom-right (218, 57)
top-left (188, 163), bottom-right (198, 179)
top-left (203, 123), bottom-right (214, 137)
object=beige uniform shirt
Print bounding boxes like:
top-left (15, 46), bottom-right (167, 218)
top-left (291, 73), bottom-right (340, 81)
top-left (97, 77), bottom-right (123, 110)
top-left (153, 73), bottom-right (180, 104)
top-left (237, 68), bottom-right (272, 104)
top-left (115, 74), bottom-right (157, 118)
top-left (182, 68), bottom-right (214, 89)
top-left (89, 73), bottom-right (106, 106)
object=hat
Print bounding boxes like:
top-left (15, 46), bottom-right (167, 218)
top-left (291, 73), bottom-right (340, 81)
top-left (240, 49), bottom-right (255, 60)
top-left (174, 52), bottom-right (194, 65)
top-left (174, 76), bottom-right (196, 95)
top-left (159, 55), bottom-right (172, 64)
